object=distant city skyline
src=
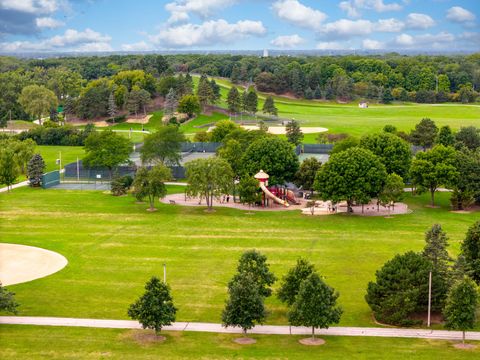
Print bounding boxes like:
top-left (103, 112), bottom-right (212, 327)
top-left (0, 0), bottom-right (478, 53)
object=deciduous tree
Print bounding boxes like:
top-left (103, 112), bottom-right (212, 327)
top-left (18, 85), bottom-right (58, 125)
top-left (460, 221), bottom-right (480, 284)
top-left (132, 165), bottom-right (171, 211)
top-left (141, 125), bottom-right (185, 166)
top-left (278, 258), bottom-right (316, 306)
top-left (410, 118), bottom-right (438, 150)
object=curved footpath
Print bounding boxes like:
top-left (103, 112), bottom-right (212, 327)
top-left (1, 317), bottom-right (479, 341)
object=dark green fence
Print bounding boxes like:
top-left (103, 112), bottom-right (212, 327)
top-left (42, 171), bottom-right (60, 189)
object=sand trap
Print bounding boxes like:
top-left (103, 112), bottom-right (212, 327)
top-left (0, 244), bottom-right (68, 286)
top-left (241, 126), bottom-right (328, 134)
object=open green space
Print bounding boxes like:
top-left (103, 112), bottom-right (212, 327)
top-left (195, 75), bottom-right (480, 137)
top-left (1, 325), bottom-right (479, 360)
top-left (1, 187), bottom-right (478, 329)
top-left (37, 146), bottom-right (85, 173)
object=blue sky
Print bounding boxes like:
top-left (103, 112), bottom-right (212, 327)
top-left (0, 0), bottom-right (478, 52)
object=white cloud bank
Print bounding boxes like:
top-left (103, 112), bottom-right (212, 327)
top-left (270, 34), bottom-right (305, 48)
top-left (272, 0), bottom-right (327, 31)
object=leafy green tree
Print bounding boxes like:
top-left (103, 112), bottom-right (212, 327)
top-left (294, 157), bottom-right (322, 194)
top-left (76, 78), bottom-right (111, 119)
top-left (378, 173), bottom-right (404, 210)
top-left (227, 87), bottom-right (242, 114)
top-left (238, 176), bottom-right (260, 208)
top-left (242, 137), bottom-right (299, 185)
top-left (451, 148), bottom-right (480, 210)
top-left (193, 131), bottom-right (211, 142)
top-left (132, 165), bottom-right (171, 211)
top-left (177, 95), bottom-right (200, 118)
top-left (383, 124), bottom-right (397, 133)
top-left (128, 276), bottom-right (177, 336)
top-left (0, 282), bottom-right (19, 314)
top-left (11, 138), bottom-right (36, 175)
top-left (330, 136), bottom-right (359, 154)
top-left (410, 118), bottom-right (438, 150)
top-left (141, 125), bottom-right (186, 166)
top-left (288, 273), bottom-right (342, 340)
top-left (0, 148), bottom-right (20, 192)
top-left (409, 145), bottom-right (458, 207)
top-left (278, 258), bottom-right (316, 307)
top-left (114, 84), bottom-right (128, 109)
top-left (436, 125), bottom-right (455, 147)
top-left (314, 147), bottom-right (387, 212)
top-left (456, 126), bottom-right (480, 151)
top-left (437, 74), bottom-right (451, 93)
top-left (27, 154), bottom-right (46, 187)
top-left (245, 88), bottom-right (258, 114)
top-left (365, 251), bottom-right (432, 326)
top-left (285, 120), bottom-right (304, 146)
top-left (83, 130), bottom-right (132, 178)
top-left (233, 250), bottom-right (276, 298)
top-left (360, 133), bottom-right (412, 179)
top-left (460, 221), bottom-right (480, 284)
top-left (382, 88), bottom-right (393, 104)
top-left (128, 87), bottom-right (151, 116)
top-left (262, 96), bottom-right (278, 116)
top-left (18, 85), bottom-right (58, 125)
top-left (218, 139), bottom-right (244, 201)
top-left (222, 272), bottom-right (267, 335)
top-left (210, 120), bottom-right (238, 143)
top-left (443, 277), bottom-right (478, 344)
top-left (185, 157), bottom-right (233, 211)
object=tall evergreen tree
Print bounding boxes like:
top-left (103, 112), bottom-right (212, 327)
top-left (262, 96), bottom-right (278, 116)
top-left (227, 87), bottom-right (241, 114)
top-left (245, 88), bottom-right (258, 114)
top-left (27, 154), bottom-right (46, 187)
top-left (410, 118), bottom-right (439, 150)
top-left (164, 88), bottom-right (178, 116)
top-left (436, 125), bottom-right (455, 147)
top-left (286, 120), bottom-right (304, 146)
top-left (108, 92), bottom-right (117, 118)
top-left (196, 75), bottom-right (214, 110)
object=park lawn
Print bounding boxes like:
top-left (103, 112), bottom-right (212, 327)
top-left (37, 145), bottom-right (85, 172)
top-left (1, 187), bottom-right (479, 330)
top-left (181, 112), bottom-right (229, 134)
top-left (197, 75), bottom-right (480, 137)
top-left (1, 325), bottom-right (479, 360)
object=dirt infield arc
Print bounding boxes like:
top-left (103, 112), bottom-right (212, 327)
top-left (0, 244), bottom-right (68, 286)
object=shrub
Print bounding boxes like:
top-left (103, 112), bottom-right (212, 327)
top-left (111, 175), bottom-right (133, 196)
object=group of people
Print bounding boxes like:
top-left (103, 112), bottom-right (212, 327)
top-left (220, 194), bottom-right (231, 204)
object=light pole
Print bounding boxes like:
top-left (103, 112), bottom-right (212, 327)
top-left (427, 271), bottom-right (432, 327)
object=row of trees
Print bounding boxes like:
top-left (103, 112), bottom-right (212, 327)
top-left (366, 222), bottom-right (480, 343)
top-left (128, 251), bottom-right (342, 343)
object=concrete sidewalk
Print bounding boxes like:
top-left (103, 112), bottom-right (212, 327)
top-left (1, 316), bottom-right (479, 341)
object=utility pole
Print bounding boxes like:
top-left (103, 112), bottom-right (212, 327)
top-left (427, 271), bottom-right (432, 327)
top-left (76, 157), bottom-right (80, 182)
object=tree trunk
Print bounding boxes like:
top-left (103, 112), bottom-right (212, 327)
top-left (430, 189), bottom-right (435, 207)
top-left (312, 326), bottom-right (315, 340)
top-left (463, 330), bottom-right (465, 344)
top-left (243, 328), bottom-right (247, 336)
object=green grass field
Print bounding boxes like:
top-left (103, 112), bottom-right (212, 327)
top-left (1, 187), bottom-right (478, 329)
top-left (37, 145), bottom-right (85, 173)
top-left (1, 325), bottom-right (479, 360)
top-left (194, 75), bottom-right (480, 137)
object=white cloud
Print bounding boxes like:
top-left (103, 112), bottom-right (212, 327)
top-left (393, 31), bottom-right (455, 48)
top-left (36, 17), bottom-right (65, 29)
top-left (0, 0), bottom-right (59, 14)
top-left (121, 41), bottom-right (155, 51)
top-left (270, 34), bottom-right (305, 48)
top-left (272, 0), bottom-right (327, 31)
top-left (165, 0), bottom-right (237, 23)
top-left (316, 41), bottom-right (346, 50)
top-left (0, 28), bottom-right (112, 52)
top-left (376, 18), bottom-right (404, 32)
top-left (405, 13), bottom-right (435, 30)
top-left (446, 6), bottom-right (475, 23)
top-left (363, 38), bottom-right (384, 49)
top-left (150, 19), bottom-right (266, 48)
top-left (320, 19), bottom-right (373, 38)
top-left (339, 0), bottom-right (402, 18)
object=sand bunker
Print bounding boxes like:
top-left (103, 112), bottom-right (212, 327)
top-left (241, 126), bottom-right (328, 134)
top-left (0, 243), bottom-right (68, 286)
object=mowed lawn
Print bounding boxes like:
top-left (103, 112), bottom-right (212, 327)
top-left (37, 145), bottom-right (85, 172)
top-left (1, 325), bottom-right (479, 360)
top-left (1, 187), bottom-right (478, 329)
top-left (197, 75), bottom-right (480, 137)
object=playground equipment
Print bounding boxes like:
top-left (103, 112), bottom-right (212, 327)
top-left (254, 170), bottom-right (289, 207)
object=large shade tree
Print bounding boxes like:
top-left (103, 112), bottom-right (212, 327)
top-left (132, 165), bottom-right (171, 211)
top-left (233, 250), bottom-right (276, 298)
top-left (277, 258), bottom-right (316, 307)
top-left (18, 85), bottom-right (58, 125)
top-left (141, 125), bottom-right (186, 166)
top-left (460, 220), bottom-right (480, 284)
top-left (294, 157), bottom-right (322, 194)
top-left (314, 147), bottom-right (387, 212)
top-left (185, 157), bottom-right (233, 210)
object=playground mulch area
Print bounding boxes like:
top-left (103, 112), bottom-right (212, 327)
top-left (162, 193), bottom-right (305, 211)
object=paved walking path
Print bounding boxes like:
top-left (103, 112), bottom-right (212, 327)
top-left (0, 180), bottom-right (29, 193)
top-left (1, 316), bottom-right (479, 341)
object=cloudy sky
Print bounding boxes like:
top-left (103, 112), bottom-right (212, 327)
top-left (0, 0), bottom-right (478, 52)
